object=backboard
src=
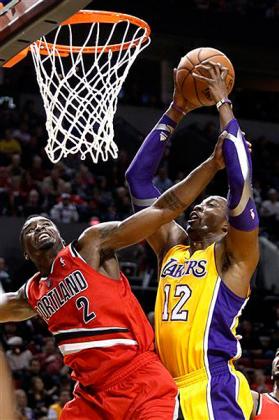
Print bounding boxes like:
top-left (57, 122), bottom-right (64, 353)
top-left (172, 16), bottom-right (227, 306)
top-left (0, 0), bottom-right (93, 67)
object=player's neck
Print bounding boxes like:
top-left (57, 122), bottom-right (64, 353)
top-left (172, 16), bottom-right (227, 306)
top-left (189, 232), bottom-right (223, 254)
top-left (37, 243), bottom-right (64, 276)
top-left (271, 382), bottom-right (279, 400)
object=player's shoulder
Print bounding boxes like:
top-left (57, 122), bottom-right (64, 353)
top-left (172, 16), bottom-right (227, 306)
top-left (22, 271), bottom-right (41, 301)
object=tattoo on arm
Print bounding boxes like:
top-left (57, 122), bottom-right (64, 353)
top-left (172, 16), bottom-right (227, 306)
top-left (160, 191), bottom-right (185, 211)
top-left (100, 223), bottom-right (119, 240)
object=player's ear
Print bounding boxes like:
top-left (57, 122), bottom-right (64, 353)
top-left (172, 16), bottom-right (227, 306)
top-left (222, 221), bottom-right (229, 234)
top-left (24, 252), bottom-right (29, 260)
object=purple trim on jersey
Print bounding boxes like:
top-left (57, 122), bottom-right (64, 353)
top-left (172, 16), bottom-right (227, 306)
top-left (207, 280), bottom-right (247, 419)
top-left (210, 372), bottom-right (245, 419)
top-left (126, 114), bottom-right (177, 212)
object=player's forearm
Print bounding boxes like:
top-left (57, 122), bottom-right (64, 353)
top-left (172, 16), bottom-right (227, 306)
top-left (222, 118), bottom-right (259, 231)
top-left (154, 156), bottom-right (219, 218)
top-left (0, 293), bottom-right (35, 322)
top-left (218, 102), bottom-right (234, 131)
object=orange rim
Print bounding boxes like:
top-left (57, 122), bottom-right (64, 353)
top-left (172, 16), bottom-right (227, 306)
top-left (34, 10), bottom-right (151, 55)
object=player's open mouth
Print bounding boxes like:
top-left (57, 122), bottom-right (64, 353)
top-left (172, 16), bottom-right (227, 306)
top-left (38, 232), bottom-right (50, 240)
top-left (36, 232), bottom-right (52, 245)
top-left (189, 211), bottom-right (199, 221)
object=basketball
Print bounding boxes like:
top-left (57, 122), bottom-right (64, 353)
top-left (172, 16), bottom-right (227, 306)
top-left (176, 47), bottom-right (235, 107)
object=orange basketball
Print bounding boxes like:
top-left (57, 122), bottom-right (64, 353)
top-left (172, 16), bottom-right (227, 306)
top-left (176, 47), bottom-right (235, 107)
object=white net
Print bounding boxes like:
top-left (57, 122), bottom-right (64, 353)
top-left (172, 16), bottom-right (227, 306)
top-left (30, 15), bottom-right (150, 163)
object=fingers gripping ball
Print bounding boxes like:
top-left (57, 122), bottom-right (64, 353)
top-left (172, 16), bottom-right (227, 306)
top-left (176, 47), bottom-right (235, 106)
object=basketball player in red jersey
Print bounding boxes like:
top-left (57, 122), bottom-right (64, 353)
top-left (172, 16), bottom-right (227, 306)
top-left (251, 348), bottom-right (279, 419)
top-left (0, 134), bottom-right (226, 418)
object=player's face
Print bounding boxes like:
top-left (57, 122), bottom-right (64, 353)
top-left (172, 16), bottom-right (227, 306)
top-left (187, 196), bottom-right (228, 239)
top-left (22, 217), bottom-right (61, 257)
top-left (271, 352), bottom-right (279, 380)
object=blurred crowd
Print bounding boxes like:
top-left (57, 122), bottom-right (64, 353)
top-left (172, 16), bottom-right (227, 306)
top-left (191, 0), bottom-right (279, 17)
top-left (1, 318), bottom-right (73, 419)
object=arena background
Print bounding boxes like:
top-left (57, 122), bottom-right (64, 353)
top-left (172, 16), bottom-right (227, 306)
top-left (0, 0), bottom-right (279, 418)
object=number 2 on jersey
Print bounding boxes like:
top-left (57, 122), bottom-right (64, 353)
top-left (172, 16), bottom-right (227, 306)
top-left (162, 284), bottom-right (192, 321)
top-left (76, 296), bottom-right (96, 323)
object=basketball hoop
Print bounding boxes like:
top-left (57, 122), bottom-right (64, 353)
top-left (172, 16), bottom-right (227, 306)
top-left (28, 10), bottom-right (151, 163)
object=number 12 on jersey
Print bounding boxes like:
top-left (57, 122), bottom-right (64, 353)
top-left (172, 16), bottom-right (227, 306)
top-left (162, 284), bottom-right (192, 321)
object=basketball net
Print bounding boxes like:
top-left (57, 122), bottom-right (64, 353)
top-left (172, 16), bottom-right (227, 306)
top-left (30, 12), bottom-right (151, 163)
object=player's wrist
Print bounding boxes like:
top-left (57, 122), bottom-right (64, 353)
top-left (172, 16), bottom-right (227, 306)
top-left (207, 155), bottom-right (221, 172)
top-left (170, 101), bottom-right (188, 116)
top-left (216, 97), bottom-right (232, 111)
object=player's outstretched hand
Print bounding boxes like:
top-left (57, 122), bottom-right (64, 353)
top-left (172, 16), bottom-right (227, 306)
top-left (173, 68), bottom-right (199, 113)
top-left (211, 131), bottom-right (226, 170)
top-left (192, 60), bottom-right (228, 104)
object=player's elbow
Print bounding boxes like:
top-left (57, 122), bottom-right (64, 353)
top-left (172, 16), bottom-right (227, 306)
top-left (125, 165), bottom-right (136, 186)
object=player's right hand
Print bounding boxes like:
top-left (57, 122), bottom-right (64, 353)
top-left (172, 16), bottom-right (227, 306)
top-left (172, 68), bottom-right (200, 112)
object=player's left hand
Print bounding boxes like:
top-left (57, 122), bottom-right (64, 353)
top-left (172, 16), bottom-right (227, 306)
top-left (192, 60), bottom-right (228, 103)
top-left (211, 131), bottom-right (226, 170)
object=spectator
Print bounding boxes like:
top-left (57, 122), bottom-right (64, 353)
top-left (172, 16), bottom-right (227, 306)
top-left (251, 369), bottom-right (273, 393)
top-left (0, 128), bottom-right (22, 156)
top-left (260, 188), bottom-right (279, 237)
top-left (47, 390), bottom-right (71, 419)
top-left (153, 166), bottom-right (173, 192)
top-left (29, 155), bottom-right (45, 183)
top-left (8, 153), bottom-right (25, 177)
top-left (0, 256), bottom-right (12, 291)
top-left (50, 193), bottom-right (79, 223)
top-left (261, 188), bottom-right (279, 219)
top-left (13, 122), bottom-right (32, 145)
top-left (42, 167), bottom-right (65, 198)
top-left (27, 377), bottom-right (51, 419)
top-left (238, 320), bottom-right (263, 358)
top-left (6, 336), bottom-right (32, 371)
top-left (37, 338), bottom-right (63, 376)
top-left (15, 389), bottom-right (34, 420)
top-left (22, 358), bottom-right (42, 390)
top-left (24, 189), bottom-right (42, 217)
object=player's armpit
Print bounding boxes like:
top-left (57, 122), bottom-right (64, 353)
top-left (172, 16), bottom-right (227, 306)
top-left (225, 224), bottom-right (259, 268)
top-left (215, 227), bottom-right (259, 297)
top-left (0, 288), bottom-right (36, 322)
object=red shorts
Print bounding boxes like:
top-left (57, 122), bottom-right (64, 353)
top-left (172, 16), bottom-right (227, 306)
top-left (61, 352), bottom-right (178, 420)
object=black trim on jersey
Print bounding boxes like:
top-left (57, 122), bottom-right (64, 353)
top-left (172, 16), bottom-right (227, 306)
top-left (23, 282), bottom-right (28, 301)
top-left (268, 393), bottom-right (279, 404)
top-left (70, 241), bottom-right (79, 257)
top-left (255, 393), bottom-right (261, 415)
top-left (54, 328), bottom-right (129, 345)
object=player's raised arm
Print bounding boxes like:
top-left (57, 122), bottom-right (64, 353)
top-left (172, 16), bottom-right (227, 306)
top-left (193, 61), bottom-right (259, 297)
top-left (125, 70), bottom-right (198, 256)
top-left (0, 286), bottom-right (36, 322)
top-left (79, 137), bottom-right (225, 254)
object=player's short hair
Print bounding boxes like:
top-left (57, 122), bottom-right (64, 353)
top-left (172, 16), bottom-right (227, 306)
top-left (19, 214), bottom-right (54, 250)
top-left (275, 348), bottom-right (279, 358)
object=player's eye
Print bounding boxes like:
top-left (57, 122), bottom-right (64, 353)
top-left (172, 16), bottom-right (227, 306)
top-left (26, 227), bottom-right (35, 234)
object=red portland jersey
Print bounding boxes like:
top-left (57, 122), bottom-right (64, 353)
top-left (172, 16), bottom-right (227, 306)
top-left (25, 243), bottom-right (154, 387)
top-left (255, 393), bottom-right (279, 420)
